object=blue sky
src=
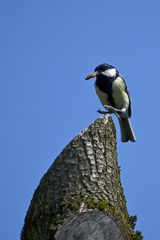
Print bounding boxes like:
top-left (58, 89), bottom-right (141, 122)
top-left (1, 0), bottom-right (160, 239)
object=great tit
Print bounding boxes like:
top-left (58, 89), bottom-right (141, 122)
top-left (85, 63), bottom-right (136, 142)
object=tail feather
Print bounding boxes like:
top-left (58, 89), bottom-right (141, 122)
top-left (118, 118), bottom-right (136, 142)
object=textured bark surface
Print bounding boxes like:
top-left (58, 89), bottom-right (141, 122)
top-left (21, 116), bottom-right (136, 240)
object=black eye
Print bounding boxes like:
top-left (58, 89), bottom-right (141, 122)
top-left (101, 67), bottom-right (107, 71)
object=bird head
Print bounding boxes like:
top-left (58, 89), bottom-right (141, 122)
top-left (85, 63), bottom-right (118, 80)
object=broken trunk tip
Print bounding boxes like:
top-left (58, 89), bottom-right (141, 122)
top-left (78, 115), bottom-right (116, 138)
top-left (21, 114), bottom-right (142, 240)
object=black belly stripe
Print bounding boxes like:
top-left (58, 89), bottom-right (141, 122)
top-left (95, 75), bottom-right (116, 107)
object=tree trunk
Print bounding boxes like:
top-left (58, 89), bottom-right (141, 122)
top-left (21, 116), bottom-right (142, 240)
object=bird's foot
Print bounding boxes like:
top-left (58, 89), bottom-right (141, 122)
top-left (103, 105), bottom-right (127, 118)
top-left (97, 105), bottom-right (117, 116)
top-left (104, 105), bottom-right (117, 114)
top-left (97, 105), bottom-right (127, 118)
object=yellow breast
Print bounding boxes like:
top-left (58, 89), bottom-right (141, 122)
top-left (112, 77), bottom-right (129, 109)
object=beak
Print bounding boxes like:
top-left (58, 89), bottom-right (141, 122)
top-left (85, 72), bottom-right (97, 80)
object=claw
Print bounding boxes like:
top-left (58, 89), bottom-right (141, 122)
top-left (103, 105), bottom-right (127, 119)
top-left (97, 105), bottom-right (127, 119)
top-left (104, 105), bottom-right (116, 113)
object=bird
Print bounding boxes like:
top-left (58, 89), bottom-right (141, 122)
top-left (85, 63), bottom-right (136, 142)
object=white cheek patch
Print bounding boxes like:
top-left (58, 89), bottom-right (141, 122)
top-left (102, 68), bottom-right (116, 78)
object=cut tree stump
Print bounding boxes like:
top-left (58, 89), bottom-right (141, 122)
top-left (21, 116), bottom-right (142, 240)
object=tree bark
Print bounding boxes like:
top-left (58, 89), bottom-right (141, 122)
top-left (21, 116), bottom-right (142, 240)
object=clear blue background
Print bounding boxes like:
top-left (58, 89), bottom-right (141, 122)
top-left (1, 1), bottom-right (160, 239)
